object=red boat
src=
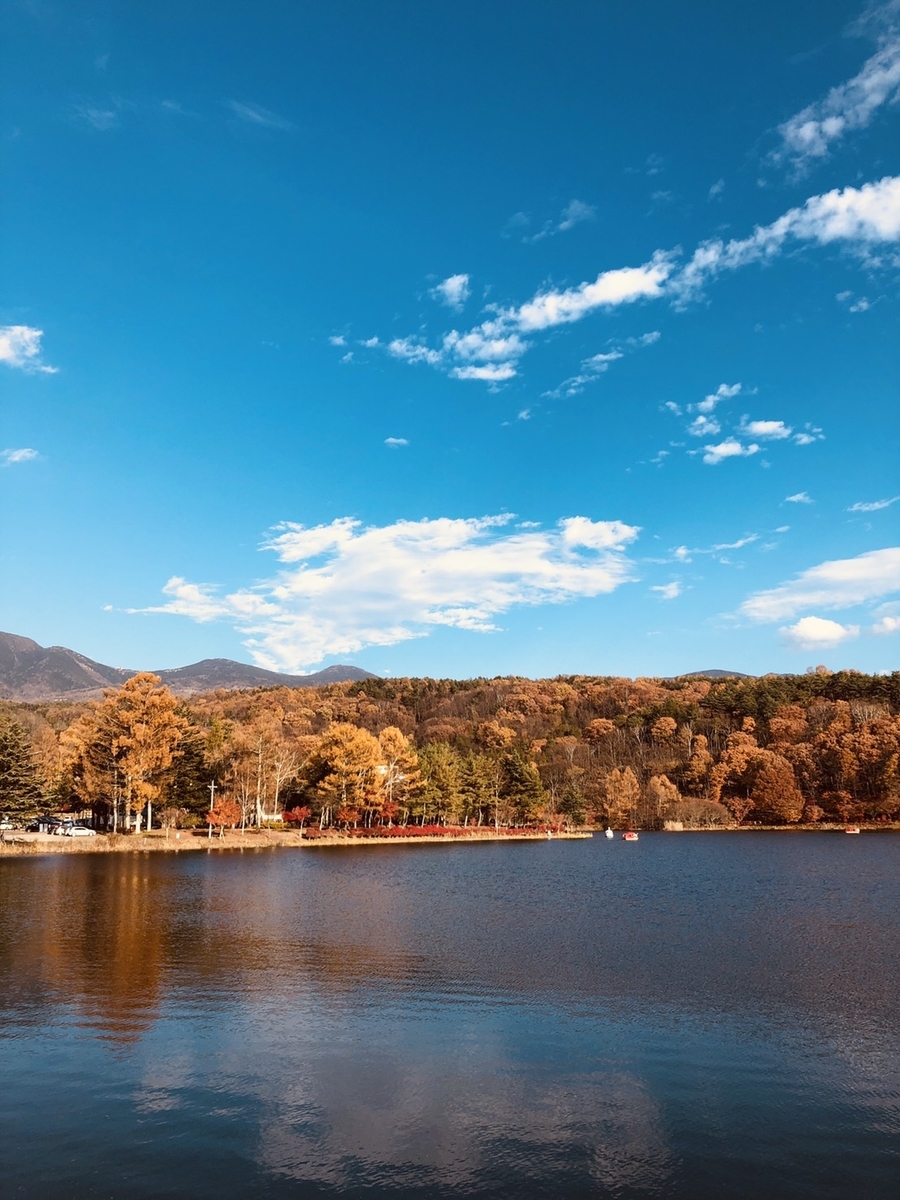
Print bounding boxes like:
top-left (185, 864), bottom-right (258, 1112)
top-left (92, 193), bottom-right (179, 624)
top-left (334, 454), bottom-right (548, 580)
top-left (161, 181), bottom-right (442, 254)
top-left (622, 831), bottom-right (639, 841)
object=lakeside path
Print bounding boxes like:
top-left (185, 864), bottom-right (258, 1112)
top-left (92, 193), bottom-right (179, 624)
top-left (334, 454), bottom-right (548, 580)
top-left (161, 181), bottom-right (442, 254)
top-left (0, 829), bottom-right (594, 857)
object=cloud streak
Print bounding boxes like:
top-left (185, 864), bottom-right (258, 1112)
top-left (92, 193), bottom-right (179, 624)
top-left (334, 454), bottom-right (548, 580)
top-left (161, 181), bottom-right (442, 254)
top-left (1, 448), bottom-right (39, 466)
top-left (774, 7), bottom-right (900, 171)
top-left (134, 514), bottom-right (641, 671)
top-left (378, 174), bottom-right (900, 385)
top-left (228, 101), bottom-right (294, 131)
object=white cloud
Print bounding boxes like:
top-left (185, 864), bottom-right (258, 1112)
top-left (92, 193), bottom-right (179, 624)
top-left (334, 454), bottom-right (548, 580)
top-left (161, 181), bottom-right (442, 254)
top-left (135, 514), bottom-right (641, 671)
top-left (513, 252), bottom-right (673, 331)
top-left (741, 547), bottom-right (900, 622)
top-left (785, 492), bottom-right (813, 504)
top-left (228, 101), bottom-right (293, 131)
top-left (848, 496), bottom-right (900, 512)
top-left (442, 326), bottom-right (527, 363)
top-left (0, 325), bottom-right (58, 373)
top-left (708, 179), bottom-right (725, 199)
top-left (524, 199), bottom-right (598, 242)
top-left (687, 414), bottom-right (720, 437)
top-left (384, 437), bottom-right (408, 448)
top-left (774, 12), bottom-right (900, 171)
top-left (450, 363), bottom-right (517, 382)
top-left (667, 533), bottom-right (758, 562)
top-left (557, 199), bottom-right (597, 232)
top-left (75, 105), bottom-right (118, 131)
top-left (651, 582), bottom-right (681, 600)
top-left (872, 614), bottom-right (900, 634)
top-left (696, 383), bottom-right (742, 414)
top-left (0, 447), bottom-right (39, 466)
top-left (380, 172), bottom-right (900, 387)
top-left (361, 337), bottom-right (380, 348)
top-left (544, 335), bottom-right (659, 398)
top-left (701, 439), bottom-right (760, 465)
top-left (430, 274), bottom-right (471, 310)
top-left (741, 419), bottom-right (792, 440)
top-left (780, 615), bottom-right (860, 650)
top-left (676, 175), bottom-right (900, 299)
top-left (387, 337), bottom-right (443, 366)
top-left (713, 535), bottom-right (759, 551)
top-left (627, 330), bottom-right (661, 347)
top-left (328, 335), bottom-right (346, 346)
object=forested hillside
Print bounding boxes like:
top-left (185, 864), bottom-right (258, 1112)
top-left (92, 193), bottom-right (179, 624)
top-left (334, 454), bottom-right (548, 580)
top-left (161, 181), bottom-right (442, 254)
top-left (2, 668), bottom-right (899, 831)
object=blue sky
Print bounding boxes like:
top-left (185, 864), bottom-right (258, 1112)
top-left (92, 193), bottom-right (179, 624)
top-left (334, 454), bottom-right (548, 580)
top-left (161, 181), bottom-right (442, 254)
top-left (1, 0), bottom-right (898, 678)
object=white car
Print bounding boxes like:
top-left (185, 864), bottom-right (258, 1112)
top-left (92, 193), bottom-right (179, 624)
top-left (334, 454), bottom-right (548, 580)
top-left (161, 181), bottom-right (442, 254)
top-left (63, 825), bottom-right (97, 837)
top-left (0, 819), bottom-right (16, 831)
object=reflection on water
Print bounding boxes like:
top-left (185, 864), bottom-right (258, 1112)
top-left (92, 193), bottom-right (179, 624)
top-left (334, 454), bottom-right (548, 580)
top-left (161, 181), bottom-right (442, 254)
top-left (1, 835), bottom-right (899, 1198)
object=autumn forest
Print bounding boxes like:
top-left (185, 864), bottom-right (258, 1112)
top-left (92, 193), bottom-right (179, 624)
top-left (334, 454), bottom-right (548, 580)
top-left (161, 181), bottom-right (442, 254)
top-left (2, 668), bottom-right (900, 833)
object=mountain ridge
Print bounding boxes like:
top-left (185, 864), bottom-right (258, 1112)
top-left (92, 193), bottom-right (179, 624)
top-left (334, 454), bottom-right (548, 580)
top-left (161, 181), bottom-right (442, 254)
top-left (0, 632), bottom-right (377, 701)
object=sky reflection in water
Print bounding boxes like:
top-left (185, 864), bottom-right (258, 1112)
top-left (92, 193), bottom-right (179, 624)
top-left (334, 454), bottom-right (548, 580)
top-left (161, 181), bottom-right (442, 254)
top-left (1, 834), bottom-right (899, 1198)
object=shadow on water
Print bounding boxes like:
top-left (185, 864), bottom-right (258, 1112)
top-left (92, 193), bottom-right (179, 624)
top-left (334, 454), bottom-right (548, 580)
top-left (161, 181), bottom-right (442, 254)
top-left (1, 834), bottom-right (899, 1198)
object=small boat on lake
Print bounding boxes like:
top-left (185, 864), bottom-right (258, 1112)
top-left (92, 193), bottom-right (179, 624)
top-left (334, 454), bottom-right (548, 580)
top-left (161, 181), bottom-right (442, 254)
top-left (605, 827), bottom-right (614, 839)
top-left (622, 831), bottom-right (639, 841)
top-left (844, 826), bottom-right (861, 834)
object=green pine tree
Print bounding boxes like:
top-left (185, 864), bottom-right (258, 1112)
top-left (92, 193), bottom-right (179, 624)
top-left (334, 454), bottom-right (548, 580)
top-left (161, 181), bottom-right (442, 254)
top-left (501, 749), bottom-right (545, 824)
top-left (0, 717), bottom-right (45, 817)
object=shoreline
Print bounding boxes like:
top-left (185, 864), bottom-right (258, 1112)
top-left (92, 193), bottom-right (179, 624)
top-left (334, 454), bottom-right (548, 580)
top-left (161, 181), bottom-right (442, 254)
top-left (0, 828), bottom-right (594, 856)
top-left (1, 823), bottom-right (897, 857)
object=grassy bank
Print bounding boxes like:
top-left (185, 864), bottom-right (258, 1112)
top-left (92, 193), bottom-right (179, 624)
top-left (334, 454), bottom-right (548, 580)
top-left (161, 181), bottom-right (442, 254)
top-left (0, 827), bottom-right (594, 856)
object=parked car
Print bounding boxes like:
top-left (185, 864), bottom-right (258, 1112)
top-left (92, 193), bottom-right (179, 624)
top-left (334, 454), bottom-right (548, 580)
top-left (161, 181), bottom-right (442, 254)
top-left (27, 816), bottom-right (62, 833)
top-left (63, 825), bottom-right (97, 837)
top-left (0, 818), bottom-right (16, 831)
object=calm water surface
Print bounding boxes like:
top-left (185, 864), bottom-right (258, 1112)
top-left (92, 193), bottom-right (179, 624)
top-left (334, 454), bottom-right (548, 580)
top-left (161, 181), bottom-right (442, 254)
top-left (1, 834), bottom-right (898, 1198)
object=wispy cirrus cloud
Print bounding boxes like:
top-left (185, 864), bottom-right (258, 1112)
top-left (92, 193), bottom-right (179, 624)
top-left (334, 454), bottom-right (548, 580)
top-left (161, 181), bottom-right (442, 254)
top-left (525, 199), bottom-right (598, 242)
top-left (504, 199), bottom-right (597, 243)
top-left (543, 331), bottom-right (660, 399)
top-left (848, 495), bottom-right (900, 512)
top-left (0, 326), bottom-right (58, 373)
top-left (228, 100), bottom-right (294, 131)
top-left (74, 103), bottom-right (120, 130)
top-left (773, 3), bottom-right (900, 172)
top-left (668, 533), bottom-right (759, 565)
top-left (1, 448), bottom-right (39, 466)
top-left (133, 514), bottom-right (641, 671)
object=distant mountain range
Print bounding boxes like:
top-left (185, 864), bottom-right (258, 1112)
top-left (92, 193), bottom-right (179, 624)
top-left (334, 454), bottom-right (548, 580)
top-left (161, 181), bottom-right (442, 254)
top-left (0, 631), bottom-right (377, 702)
top-left (0, 631), bottom-right (755, 703)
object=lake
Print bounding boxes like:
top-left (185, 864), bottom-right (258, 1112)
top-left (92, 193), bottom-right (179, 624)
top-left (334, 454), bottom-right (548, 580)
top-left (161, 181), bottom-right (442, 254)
top-left (1, 833), bottom-right (898, 1198)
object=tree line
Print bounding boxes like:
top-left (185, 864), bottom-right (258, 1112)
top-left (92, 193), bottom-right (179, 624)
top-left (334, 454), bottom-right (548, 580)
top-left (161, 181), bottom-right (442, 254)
top-left (1, 667), bottom-right (900, 831)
